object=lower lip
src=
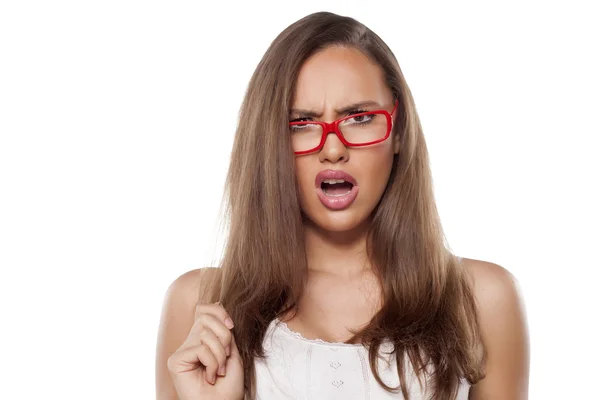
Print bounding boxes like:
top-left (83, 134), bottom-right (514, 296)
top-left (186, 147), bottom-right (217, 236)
top-left (316, 185), bottom-right (359, 210)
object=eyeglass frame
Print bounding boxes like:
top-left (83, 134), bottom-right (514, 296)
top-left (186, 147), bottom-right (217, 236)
top-left (289, 99), bottom-right (400, 155)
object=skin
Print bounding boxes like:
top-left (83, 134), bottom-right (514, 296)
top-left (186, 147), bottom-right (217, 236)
top-left (156, 269), bottom-right (244, 400)
top-left (292, 46), bottom-right (399, 275)
top-left (283, 45), bottom-right (399, 342)
top-left (156, 45), bottom-right (530, 399)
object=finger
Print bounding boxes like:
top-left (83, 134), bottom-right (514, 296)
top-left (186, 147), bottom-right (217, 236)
top-left (185, 313), bottom-right (232, 351)
top-left (228, 331), bottom-right (242, 362)
top-left (195, 302), bottom-right (234, 330)
top-left (191, 327), bottom-right (228, 375)
top-left (168, 342), bottom-right (219, 384)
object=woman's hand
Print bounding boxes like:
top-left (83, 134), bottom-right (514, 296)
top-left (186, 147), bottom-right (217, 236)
top-left (167, 302), bottom-right (244, 400)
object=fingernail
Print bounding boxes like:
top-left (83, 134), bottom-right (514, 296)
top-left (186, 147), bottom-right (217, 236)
top-left (224, 317), bottom-right (234, 329)
top-left (218, 365), bottom-right (226, 376)
top-left (215, 301), bottom-right (220, 305)
top-left (226, 345), bottom-right (231, 356)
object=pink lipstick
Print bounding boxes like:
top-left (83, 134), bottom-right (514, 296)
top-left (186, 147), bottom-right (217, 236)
top-left (315, 169), bottom-right (359, 210)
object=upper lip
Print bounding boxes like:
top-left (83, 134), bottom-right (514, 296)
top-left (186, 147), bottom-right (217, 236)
top-left (315, 169), bottom-right (358, 188)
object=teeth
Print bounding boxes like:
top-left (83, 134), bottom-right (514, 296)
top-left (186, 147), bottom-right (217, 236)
top-left (323, 179), bottom-right (346, 184)
top-left (324, 191), bottom-right (351, 197)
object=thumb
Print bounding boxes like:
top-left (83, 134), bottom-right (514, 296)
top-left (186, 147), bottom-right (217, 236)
top-left (229, 331), bottom-right (242, 361)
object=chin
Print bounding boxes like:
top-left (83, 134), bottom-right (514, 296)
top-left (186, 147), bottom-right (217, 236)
top-left (304, 209), bottom-right (370, 234)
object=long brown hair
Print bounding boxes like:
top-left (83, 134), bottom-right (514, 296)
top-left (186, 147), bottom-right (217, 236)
top-left (213, 11), bottom-right (486, 399)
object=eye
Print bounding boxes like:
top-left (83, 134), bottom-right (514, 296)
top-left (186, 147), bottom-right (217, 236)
top-left (351, 114), bottom-right (372, 123)
top-left (290, 124), bottom-right (308, 132)
top-left (290, 117), bottom-right (312, 123)
top-left (342, 109), bottom-right (374, 125)
top-left (289, 119), bottom-right (317, 134)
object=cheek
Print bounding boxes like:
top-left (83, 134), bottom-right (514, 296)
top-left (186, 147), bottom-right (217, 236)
top-left (355, 146), bottom-right (396, 202)
top-left (294, 159), bottom-right (315, 206)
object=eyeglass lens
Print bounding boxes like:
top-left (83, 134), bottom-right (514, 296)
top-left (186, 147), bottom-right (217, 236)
top-left (290, 112), bottom-right (388, 153)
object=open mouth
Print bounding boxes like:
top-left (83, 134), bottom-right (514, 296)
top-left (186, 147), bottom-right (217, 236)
top-left (321, 179), bottom-right (354, 197)
top-left (314, 169), bottom-right (359, 210)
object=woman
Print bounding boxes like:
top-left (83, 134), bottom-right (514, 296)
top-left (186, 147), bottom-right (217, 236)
top-left (156, 11), bottom-right (529, 400)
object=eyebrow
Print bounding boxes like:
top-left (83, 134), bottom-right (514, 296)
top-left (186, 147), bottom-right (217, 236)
top-left (289, 100), bottom-right (382, 118)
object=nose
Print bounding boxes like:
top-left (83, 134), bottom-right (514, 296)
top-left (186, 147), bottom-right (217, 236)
top-left (318, 130), bottom-right (349, 164)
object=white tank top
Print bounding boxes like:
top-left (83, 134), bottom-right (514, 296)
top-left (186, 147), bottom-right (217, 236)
top-left (254, 317), bottom-right (471, 399)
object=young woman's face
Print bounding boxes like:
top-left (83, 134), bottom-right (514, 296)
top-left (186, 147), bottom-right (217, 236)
top-left (291, 46), bottom-right (399, 234)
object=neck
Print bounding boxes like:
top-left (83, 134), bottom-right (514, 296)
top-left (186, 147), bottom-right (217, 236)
top-left (303, 219), bottom-right (373, 279)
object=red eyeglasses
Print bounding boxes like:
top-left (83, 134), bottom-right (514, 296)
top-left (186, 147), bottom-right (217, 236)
top-left (289, 100), bottom-right (399, 155)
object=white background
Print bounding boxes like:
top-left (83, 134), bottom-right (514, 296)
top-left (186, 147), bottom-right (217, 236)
top-left (1, 1), bottom-right (598, 398)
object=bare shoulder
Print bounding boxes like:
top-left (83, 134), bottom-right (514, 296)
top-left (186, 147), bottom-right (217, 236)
top-left (155, 267), bottom-right (223, 399)
top-left (461, 258), bottom-right (521, 302)
top-left (460, 258), bottom-right (530, 399)
top-left (158, 267), bottom-right (223, 333)
top-left (167, 267), bottom-right (222, 304)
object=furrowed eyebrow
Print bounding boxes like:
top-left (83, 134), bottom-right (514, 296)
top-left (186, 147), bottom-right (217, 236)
top-left (289, 100), bottom-right (382, 118)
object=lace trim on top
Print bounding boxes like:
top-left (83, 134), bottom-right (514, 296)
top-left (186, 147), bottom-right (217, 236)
top-left (274, 318), bottom-right (366, 348)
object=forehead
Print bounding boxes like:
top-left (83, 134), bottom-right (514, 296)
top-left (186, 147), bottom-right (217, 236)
top-left (292, 46), bottom-right (392, 108)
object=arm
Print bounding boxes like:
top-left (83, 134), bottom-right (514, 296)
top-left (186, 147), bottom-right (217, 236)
top-left (155, 268), bottom-right (222, 400)
top-left (465, 259), bottom-right (530, 399)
